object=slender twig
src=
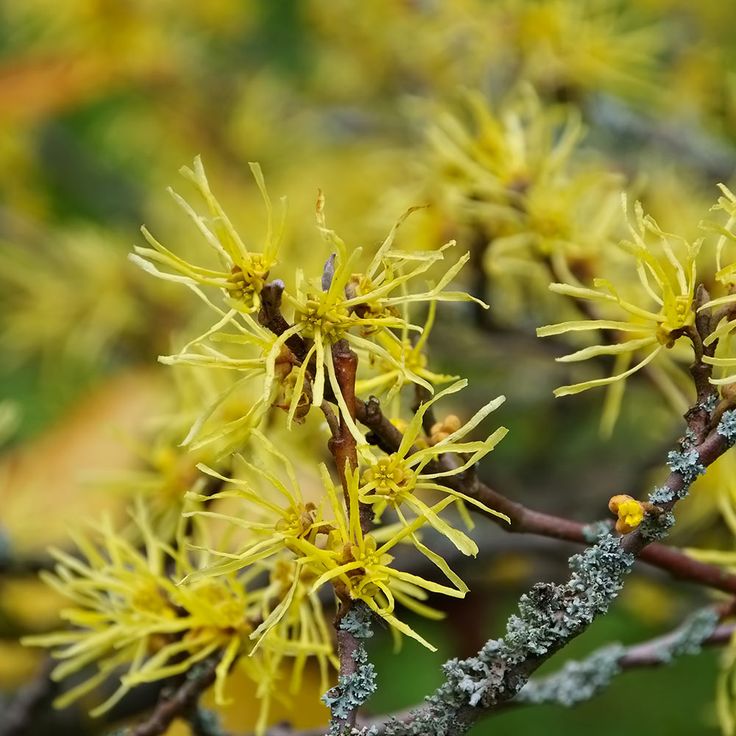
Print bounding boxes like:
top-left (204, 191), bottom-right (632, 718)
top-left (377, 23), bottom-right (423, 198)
top-left (125, 657), bottom-right (220, 736)
top-left (621, 620), bottom-right (734, 667)
top-left (321, 402), bottom-right (340, 439)
top-left (355, 394), bottom-right (736, 597)
top-left (0, 658), bottom-right (56, 736)
top-left (328, 341), bottom-right (359, 505)
top-left (324, 340), bottom-right (369, 734)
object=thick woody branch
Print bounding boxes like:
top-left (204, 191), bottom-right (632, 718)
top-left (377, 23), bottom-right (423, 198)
top-left (347, 409), bottom-right (736, 734)
top-left (252, 613), bottom-right (735, 736)
top-left (324, 342), bottom-right (375, 734)
top-left (337, 610), bottom-right (734, 733)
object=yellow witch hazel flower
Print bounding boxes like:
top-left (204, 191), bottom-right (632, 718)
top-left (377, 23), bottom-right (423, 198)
top-left (699, 184), bottom-right (736, 385)
top-left (104, 431), bottom-right (216, 539)
top-left (132, 160), bottom-right (485, 441)
top-left (255, 194), bottom-right (485, 438)
top-left (22, 511), bottom-right (187, 718)
top-left (182, 429), bottom-right (330, 581)
top-left (501, 0), bottom-right (662, 98)
top-left (358, 380), bottom-right (509, 558)
top-left (158, 317), bottom-right (285, 453)
top-left (429, 87), bottom-right (584, 221)
top-left (251, 558), bottom-right (338, 695)
top-left (302, 465), bottom-right (468, 652)
top-left (130, 155), bottom-right (283, 315)
top-left (536, 196), bottom-right (701, 426)
top-left (428, 86), bottom-right (622, 288)
top-left (355, 301), bottom-right (458, 404)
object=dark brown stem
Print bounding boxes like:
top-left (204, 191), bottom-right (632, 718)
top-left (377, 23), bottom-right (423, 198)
top-left (127, 657), bottom-right (219, 736)
top-left (327, 341), bottom-right (358, 501)
top-left (320, 402), bottom-right (340, 439)
top-left (324, 340), bottom-right (369, 733)
top-left (259, 281), bottom-right (307, 360)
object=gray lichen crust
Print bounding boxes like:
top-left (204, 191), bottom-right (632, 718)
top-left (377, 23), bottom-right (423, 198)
top-left (355, 533), bottom-right (636, 735)
top-left (515, 644), bottom-right (625, 706)
top-left (657, 607), bottom-right (719, 661)
top-left (648, 484), bottom-right (676, 506)
top-left (323, 604), bottom-right (377, 735)
top-left (581, 519), bottom-right (614, 543)
top-left (666, 447), bottom-right (706, 485)
top-left (639, 510), bottom-right (676, 541)
top-left (717, 409), bottom-right (736, 445)
top-left (515, 607), bottom-right (718, 708)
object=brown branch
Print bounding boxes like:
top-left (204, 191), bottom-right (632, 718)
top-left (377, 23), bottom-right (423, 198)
top-left (320, 402), bottom-right (340, 439)
top-left (342, 614), bottom-right (736, 733)
top-left (258, 281), bottom-right (307, 360)
top-left (250, 615), bottom-right (736, 736)
top-left (324, 340), bottom-right (369, 734)
top-left (355, 394), bottom-right (736, 597)
top-left (328, 341), bottom-right (359, 497)
top-left (126, 656), bottom-right (219, 736)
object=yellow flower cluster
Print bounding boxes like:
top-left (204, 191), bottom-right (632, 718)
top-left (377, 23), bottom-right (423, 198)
top-left (131, 158), bottom-right (486, 446)
top-left (26, 158), bottom-right (509, 732)
top-left (185, 404), bottom-right (507, 652)
top-left (535, 185), bottom-right (736, 430)
top-left (23, 504), bottom-right (332, 733)
top-left (428, 87), bottom-right (623, 302)
top-left (536, 197), bottom-right (704, 431)
top-left (700, 184), bottom-right (736, 386)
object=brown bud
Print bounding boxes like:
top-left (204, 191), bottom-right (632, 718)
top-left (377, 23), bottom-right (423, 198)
top-left (608, 494), bottom-right (634, 514)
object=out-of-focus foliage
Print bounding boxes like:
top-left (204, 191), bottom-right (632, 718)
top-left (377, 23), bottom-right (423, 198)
top-left (3, 1), bottom-right (736, 735)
